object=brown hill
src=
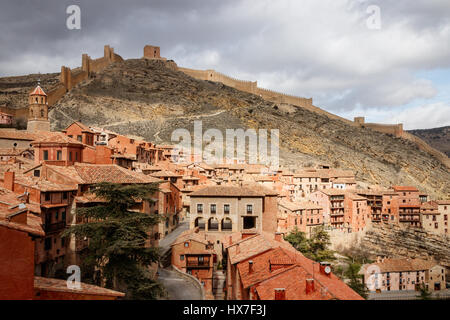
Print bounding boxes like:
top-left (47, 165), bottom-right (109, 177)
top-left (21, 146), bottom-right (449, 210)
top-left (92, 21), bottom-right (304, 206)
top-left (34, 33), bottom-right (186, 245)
top-left (1, 58), bottom-right (449, 198)
top-left (409, 126), bottom-right (450, 157)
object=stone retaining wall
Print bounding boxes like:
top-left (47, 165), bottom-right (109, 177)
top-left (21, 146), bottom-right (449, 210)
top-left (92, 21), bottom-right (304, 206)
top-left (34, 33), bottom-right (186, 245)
top-left (171, 265), bottom-right (205, 300)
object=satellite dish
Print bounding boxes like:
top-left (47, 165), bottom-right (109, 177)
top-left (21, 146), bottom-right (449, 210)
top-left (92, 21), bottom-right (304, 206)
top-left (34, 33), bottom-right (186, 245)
top-left (324, 266), bottom-right (331, 274)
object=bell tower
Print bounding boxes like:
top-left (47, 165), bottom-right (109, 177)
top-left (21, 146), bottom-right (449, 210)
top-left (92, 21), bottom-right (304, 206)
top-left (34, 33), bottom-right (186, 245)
top-left (27, 81), bottom-right (50, 131)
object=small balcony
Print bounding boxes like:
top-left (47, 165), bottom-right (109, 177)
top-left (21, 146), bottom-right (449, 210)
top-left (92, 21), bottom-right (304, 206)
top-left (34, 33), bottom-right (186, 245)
top-left (186, 258), bottom-right (211, 268)
top-left (44, 221), bottom-right (66, 234)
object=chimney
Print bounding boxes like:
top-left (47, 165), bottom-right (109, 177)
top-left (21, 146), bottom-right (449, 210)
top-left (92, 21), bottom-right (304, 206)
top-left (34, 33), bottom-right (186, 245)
top-left (305, 279), bottom-right (315, 294)
top-left (319, 262), bottom-right (332, 276)
top-left (8, 207), bottom-right (27, 225)
top-left (236, 243), bottom-right (240, 254)
top-left (274, 288), bottom-right (286, 300)
top-left (248, 260), bottom-right (254, 274)
top-left (228, 235), bottom-right (232, 245)
top-left (274, 232), bottom-right (283, 242)
top-left (4, 171), bottom-right (15, 191)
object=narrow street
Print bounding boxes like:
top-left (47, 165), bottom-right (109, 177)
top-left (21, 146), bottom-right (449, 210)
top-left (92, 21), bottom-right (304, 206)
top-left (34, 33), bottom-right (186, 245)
top-left (158, 220), bottom-right (189, 255)
top-left (157, 220), bottom-right (203, 300)
top-left (158, 268), bottom-right (203, 300)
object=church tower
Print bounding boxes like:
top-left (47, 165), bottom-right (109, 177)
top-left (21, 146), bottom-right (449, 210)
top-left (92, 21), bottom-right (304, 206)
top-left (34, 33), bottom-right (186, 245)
top-left (27, 82), bottom-right (50, 131)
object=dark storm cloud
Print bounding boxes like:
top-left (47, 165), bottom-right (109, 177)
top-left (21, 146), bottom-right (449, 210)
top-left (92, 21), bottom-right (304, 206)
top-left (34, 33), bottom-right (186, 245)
top-left (0, 0), bottom-right (243, 70)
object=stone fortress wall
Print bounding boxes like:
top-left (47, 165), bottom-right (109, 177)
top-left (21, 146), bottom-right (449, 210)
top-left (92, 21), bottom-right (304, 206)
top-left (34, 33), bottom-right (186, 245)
top-left (353, 117), bottom-right (449, 167)
top-left (177, 66), bottom-right (353, 125)
top-left (47, 45), bottom-right (123, 106)
top-left (353, 117), bottom-right (404, 137)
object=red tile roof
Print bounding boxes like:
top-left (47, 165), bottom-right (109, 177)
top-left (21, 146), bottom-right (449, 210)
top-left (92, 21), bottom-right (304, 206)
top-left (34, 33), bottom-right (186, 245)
top-left (150, 170), bottom-right (182, 178)
top-left (189, 185), bottom-right (265, 198)
top-left (0, 187), bottom-right (44, 236)
top-left (279, 200), bottom-right (322, 211)
top-left (14, 173), bottom-right (78, 192)
top-left (30, 85), bottom-right (47, 96)
top-left (63, 121), bottom-right (95, 133)
top-left (392, 186), bottom-right (419, 192)
top-left (228, 231), bottom-right (364, 300)
top-left (0, 209), bottom-right (44, 237)
top-left (44, 163), bottom-right (162, 185)
top-left (34, 277), bottom-right (125, 298)
top-left (320, 189), bottom-right (347, 196)
top-left (74, 163), bottom-right (161, 184)
top-left (237, 247), bottom-right (295, 289)
top-left (421, 200), bottom-right (438, 210)
top-left (172, 229), bottom-right (211, 247)
top-left (0, 129), bottom-right (38, 141)
top-left (31, 131), bottom-right (84, 145)
top-left (241, 182), bottom-right (279, 196)
top-left (254, 265), bottom-right (334, 300)
top-left (367, 258), bottom-right (438, 273)
top-left (227, 234), bottom-right (274, 264)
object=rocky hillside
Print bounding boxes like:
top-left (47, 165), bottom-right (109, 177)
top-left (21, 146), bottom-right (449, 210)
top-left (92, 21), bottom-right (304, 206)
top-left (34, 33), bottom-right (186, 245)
top-left (360, 224), bottom-right (450, 267)
top-left (1, 58), bottom-right (449, 198)
top-left (0, 73), bottom-right (60, 109)
top-left (409, 126), bottom-right (450, 157)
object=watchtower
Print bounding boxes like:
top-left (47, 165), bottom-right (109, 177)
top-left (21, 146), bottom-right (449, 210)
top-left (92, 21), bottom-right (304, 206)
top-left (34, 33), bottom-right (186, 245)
top-left (27, 82), bottom-right (50, 131)
top-left (143, 45), bottom-right (161, 59)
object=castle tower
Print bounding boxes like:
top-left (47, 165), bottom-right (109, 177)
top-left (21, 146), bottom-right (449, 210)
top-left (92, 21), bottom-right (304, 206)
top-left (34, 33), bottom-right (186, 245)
top-left (143, 45), bottom-right (161, 59)
top-left (27, 83), bottom-right (50, 132)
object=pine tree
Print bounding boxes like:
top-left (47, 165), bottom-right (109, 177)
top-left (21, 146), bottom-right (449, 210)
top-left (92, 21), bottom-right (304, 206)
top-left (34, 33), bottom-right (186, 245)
top-left (63, 182), bottom-right (165, 299)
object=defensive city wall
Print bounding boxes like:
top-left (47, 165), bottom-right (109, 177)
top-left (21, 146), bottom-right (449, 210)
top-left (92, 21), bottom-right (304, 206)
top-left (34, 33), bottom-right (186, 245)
top-left (353, 117), bottom-right (404, 137)
top-left (46, 45), bottom-right (123, 106)
top-left (352, 117), bottom-right (449, 167)
top-left (177, 66), bottom-right (353, 125)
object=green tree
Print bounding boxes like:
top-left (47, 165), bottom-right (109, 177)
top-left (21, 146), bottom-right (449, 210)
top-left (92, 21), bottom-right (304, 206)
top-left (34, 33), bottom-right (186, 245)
top-left (417, 283), bottom-right (432, 300)
top-left (284, 227), bottom-right (310, 253)
top-left (63, 182), bottom-right (164, 299)
top-left (284, 226), bottom-right (335, 262)
top-left (344, 262), bottom-right (368, 299)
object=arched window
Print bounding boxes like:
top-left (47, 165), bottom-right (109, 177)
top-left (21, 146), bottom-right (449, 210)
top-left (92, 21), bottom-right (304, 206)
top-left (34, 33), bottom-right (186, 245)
top-left (195, 217), bottom-right (205, 231)
top-left (208, 218), bottom-right (219, 231)
top-left (221, 218), bottom-right (232, 231)
top-left (41, 109), bottom-right (44, 117)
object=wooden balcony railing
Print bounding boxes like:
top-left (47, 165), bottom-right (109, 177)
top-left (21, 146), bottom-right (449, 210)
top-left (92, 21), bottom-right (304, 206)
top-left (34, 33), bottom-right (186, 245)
top-left (44, 221), bottom-right (66, 233)
top-left (186, 259), bottom-right (210, 268)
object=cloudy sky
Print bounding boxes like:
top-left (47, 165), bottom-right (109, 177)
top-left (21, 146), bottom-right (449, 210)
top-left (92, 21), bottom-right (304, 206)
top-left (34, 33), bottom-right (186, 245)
top-left (1, 0), bottom-right (449, 129)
